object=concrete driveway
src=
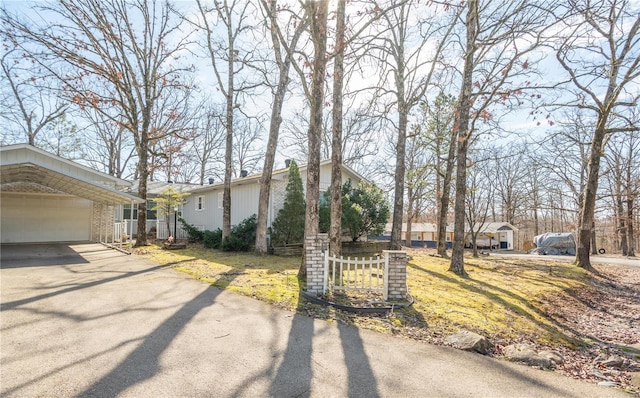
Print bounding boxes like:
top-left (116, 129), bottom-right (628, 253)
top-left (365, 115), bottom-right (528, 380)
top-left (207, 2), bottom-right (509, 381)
top-left (0, 243), bottom-right (628, 397)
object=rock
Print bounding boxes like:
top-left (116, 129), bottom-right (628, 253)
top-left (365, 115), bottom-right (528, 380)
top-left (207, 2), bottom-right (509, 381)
top-left (445, 330), bottom-right (492, 355)
top-left (503, 344), bottom-right (554, 369)
top-left (597, 381), bottom-right (619, 387)
top-left (588, 368), bottom-right (609, 380)
top-left (538, 350), bottom-right (564, 365)
top-left (593, 353), bottom-right (608, 363)
top-left (600, 356), bottom-right (625, 369)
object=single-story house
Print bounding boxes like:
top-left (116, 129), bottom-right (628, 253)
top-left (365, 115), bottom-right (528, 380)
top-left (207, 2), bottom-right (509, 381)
top-left (372, 221), bottom-right (517, 250)
top-left (179, 159), bottom-right (367, 243)
top-left (466, 222), bottom-right (517, 250)
top-left (0, 144), bottom-right (142, 245)
top-left (372, 223), bottom-right (454, 248)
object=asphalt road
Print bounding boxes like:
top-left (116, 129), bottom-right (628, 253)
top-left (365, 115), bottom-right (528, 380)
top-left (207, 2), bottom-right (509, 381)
top-left (0, 243), bottom-right (630, 397)
top-left (489, 251), bottom-right (640, 267)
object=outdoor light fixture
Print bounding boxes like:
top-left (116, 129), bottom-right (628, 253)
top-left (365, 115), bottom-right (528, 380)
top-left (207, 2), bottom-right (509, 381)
top-left (174, 205), bottom-right (178, 241)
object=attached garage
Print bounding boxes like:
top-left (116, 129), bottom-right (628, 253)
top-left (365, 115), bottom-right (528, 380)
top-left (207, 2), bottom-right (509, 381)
top-left (1, 144), bottom-right (142, 245)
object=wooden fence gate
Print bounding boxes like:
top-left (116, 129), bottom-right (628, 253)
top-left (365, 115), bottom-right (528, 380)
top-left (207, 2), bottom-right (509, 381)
top-left (323, 252), bottom-right (389, 300)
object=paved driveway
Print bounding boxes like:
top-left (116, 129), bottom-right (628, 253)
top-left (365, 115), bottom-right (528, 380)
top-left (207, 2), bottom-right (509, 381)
top-left (1, 243), bottom-right (628, 397)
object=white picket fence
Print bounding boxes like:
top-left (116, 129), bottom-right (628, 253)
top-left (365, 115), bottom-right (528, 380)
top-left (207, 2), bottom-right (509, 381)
top-left (113, 221), bottom-right (129, 242)
top-left (156, 221), bottom-right (204, 240)
top-left (323, 253), bottom-right (388, 300)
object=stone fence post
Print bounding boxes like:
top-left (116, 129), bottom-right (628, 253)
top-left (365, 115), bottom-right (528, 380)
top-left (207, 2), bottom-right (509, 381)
top-left (305, 233), bottom-right (328, 295)
top-left (383, 250), bottom-right (407, 300)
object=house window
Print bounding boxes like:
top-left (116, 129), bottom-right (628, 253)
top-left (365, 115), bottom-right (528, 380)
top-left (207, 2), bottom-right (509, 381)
top-left (123, 204), bottom-right (137, 220)
top-left (146, 200), bottom-right (157, 220)
top-left (218, 192), bottom-right (223, 209)
top-left (122, 200), bottom-right (157, 220)
top-left (196, 196), bottom-right (205, 211)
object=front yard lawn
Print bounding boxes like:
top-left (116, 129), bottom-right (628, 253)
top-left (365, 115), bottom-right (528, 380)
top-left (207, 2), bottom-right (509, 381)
top-left (139, 244), bottom-right (639, 390)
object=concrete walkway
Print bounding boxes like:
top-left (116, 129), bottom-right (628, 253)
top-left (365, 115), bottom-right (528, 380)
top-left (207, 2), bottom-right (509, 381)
top-left (0, 243), bottom-right (628, 397)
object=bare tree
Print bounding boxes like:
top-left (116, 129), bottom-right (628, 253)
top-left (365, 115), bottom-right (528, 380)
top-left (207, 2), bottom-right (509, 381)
top-left (449, 0), bottom-right (551, 276)
top-left (404, 121), bottom-right (435, 248)
top-left (420, 92), bottom-right (457, 257)
top-left (604, 131), bottom-right (640, 255)
top-left (81, 107), bottom-right (136, 178)
top-left (232, 116), bottom-right (264, 177)
top-left (552, 0), bottom-right (640, 270)
top-left (368, 0), bottom-right (458, 250)
top-left (0, 29), bottom-right (67, 146)
top-left (3, 0), bottom-right (195, 246)
top-left (187, 102), bottom-right (226, 185)
top-left (301, 0), bottom-right (329, 276)
top-left (254, 0), bottom-right (307, 254)
top-left (465, 163), bottom-right (494, 257)
top-left (329, 0), bottom-right (347, 256)
top-left (191, 0), bottom-right (262, 240)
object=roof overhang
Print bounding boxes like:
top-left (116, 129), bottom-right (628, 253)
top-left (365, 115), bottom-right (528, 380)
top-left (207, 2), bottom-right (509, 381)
top-left (1, 145), bottom-right (143, 205)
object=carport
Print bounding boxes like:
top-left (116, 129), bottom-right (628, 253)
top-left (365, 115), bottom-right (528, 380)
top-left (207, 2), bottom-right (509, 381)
top-left (0, 144), bottom-right (143, 251)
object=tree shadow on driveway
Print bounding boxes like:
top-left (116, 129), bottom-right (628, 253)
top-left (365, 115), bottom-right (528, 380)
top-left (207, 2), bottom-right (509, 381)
top-left (77, 285), bottom-right (222, 397)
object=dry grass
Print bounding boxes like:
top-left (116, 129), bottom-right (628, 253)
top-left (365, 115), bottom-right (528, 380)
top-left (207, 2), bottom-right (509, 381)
top-left (141, 244), bottom-right (303, 310)
top-left (405, 250), bottom-right (587, 347)
top-left (140, 244), bottom-right (595, 348)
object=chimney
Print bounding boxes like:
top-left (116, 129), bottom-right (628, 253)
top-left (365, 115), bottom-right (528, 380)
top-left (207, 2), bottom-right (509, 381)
top-left (208, 177), bottom-right (214, 185)
top-left (285, 159), bottom-right (291, 168)
top-left (241, 170), bottom-right (248, 178)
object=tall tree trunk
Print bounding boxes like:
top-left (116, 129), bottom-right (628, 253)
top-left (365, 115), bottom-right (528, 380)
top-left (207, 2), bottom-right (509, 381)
top-left (617, 194), bottom-right (628, 255)
top-left (255, 0), bottom-right (302, 254)
top-left (627, 195), bottom-right (636, 256)
top-left (329, 0), bottom-right (346, 257)
top-left (222, 52), bottom-right (234, 240)
top-left (406, 185), bottom-right (414, 248)
top-left (390, 94), bottom-right (407, 250)
top-left (135, 134), bottom-right (149, 246)
top-left (591, 222), bottom-right (598, 255)
top-left (437, 126), bottom-right (457, 257)
top-left (576, 121), bottom-right (607, 271)
top-left (301, 0), bottom-right (328, 276)
top-left (626, 143), bottom-right (636, 257)
top-left (449, 0), bottom-right (476, 277)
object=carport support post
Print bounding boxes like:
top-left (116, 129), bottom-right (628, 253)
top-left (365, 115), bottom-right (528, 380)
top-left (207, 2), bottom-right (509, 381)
top-left (99, 205), bottom-right (103, 243)
top-left (129, 201), bottom-right (134, 246)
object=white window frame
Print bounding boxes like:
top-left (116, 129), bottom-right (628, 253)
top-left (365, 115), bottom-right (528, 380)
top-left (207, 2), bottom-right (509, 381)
top-left (218, 192), bottom-right (223, 209)
top-left (196, 195), bottom-right (205, 211)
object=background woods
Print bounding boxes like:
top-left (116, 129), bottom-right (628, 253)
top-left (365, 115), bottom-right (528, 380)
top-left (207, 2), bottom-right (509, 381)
top-left (1, 0), bottom-right (638, 264)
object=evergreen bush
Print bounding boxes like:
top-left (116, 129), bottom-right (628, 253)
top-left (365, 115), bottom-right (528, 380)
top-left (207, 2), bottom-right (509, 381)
top-left (203, 229), bottom-right (222, 249)
top-left (270, 160), bottom-right (306, 246)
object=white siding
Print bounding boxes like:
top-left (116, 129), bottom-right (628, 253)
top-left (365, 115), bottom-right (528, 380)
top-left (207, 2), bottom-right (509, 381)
top-left (180, 163), bottom-right (364, 232)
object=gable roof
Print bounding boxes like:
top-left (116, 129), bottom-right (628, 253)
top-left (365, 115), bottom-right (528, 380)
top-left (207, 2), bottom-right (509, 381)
top-left (472, 222), bottom-right (518, 233)
top-left (188, 159), bottom-right (369, 194)
top-left (0, 144), bottom-right (143, 204)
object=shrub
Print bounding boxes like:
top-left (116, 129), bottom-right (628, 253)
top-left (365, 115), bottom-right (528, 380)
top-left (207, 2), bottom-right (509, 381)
top-left (222, 214), bottom-right (257, 252)
top-left (203, 229), bottom-right (222, 249)
top-left (179, 217), bottom-right (204, 243)
top-left (270, 160), bottom-right (305, 246)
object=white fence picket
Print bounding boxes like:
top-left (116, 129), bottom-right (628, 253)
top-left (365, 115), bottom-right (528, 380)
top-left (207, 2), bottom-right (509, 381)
top-left (324, 253), bottom-right (387, 296)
